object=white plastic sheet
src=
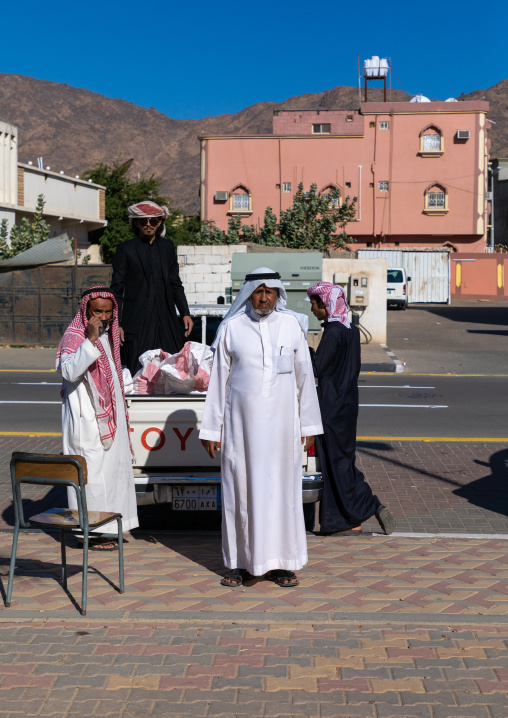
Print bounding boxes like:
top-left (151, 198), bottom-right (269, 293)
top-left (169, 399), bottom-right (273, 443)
top-left (124, 342), bottom-right (213, 395)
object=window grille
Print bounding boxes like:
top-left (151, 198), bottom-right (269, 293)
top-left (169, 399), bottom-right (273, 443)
top-left (378, 181), bottom-right (389, 192)
top-left (232, 194), bottom-right (250, 211)
top-left (312, 123), bottom-right (331, 134)
top-left (379, 121), bottom-right (389, 130)
top-left (427, 191), bottom-right (445, 209)
top-left (283, 182), bottom-right (291, 193)
top-left (422, 133), bottom-right (442, 151)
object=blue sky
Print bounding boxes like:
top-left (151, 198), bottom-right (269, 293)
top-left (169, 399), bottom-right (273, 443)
top-left (2, 0), bottom-right (506, 119)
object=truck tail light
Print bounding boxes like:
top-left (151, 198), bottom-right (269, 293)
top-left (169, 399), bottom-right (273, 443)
top-left (403, 284), bottom-right (406, 295)
top-left (307, 443), bottom-right (316, 457)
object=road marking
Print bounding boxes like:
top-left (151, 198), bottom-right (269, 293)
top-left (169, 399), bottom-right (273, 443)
top-left (357, 436), bottom-right (508, 442)
top-left (359, 404), bottom-right (448, 409)
top-left (393, 373), bottom-right (508, 377)
top-left (359, 385), bottom-right (435, 389)
top-left (0, 431), bottom-right (62, 436)
top-left (391, 532), bottom-right (508, 540)
top-left (0, 369), bottom-right (56, 373)
top-left (2, 382), bottom-right (61, 386)
top-left (0, 401), bottom-right (60, 405)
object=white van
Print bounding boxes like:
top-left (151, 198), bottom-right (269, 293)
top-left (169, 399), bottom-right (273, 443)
top-left (387, 267), bottom-right (410, 309)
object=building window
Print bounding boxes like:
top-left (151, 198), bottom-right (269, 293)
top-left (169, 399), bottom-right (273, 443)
top-left (379, 121), bottom-right (389, 130)
top-left (320, 185), bottom-right (341, 208)
top-left (283, 182), bottom-right (291, 193)
top-left (427, 191), bottom-right (445, 208)
top-left (312, 123), bottom-right (331, 134)
top-left (229, 185), bottom-right (252, 214)
top-left (232, 193), bottom-right (250, 211)
top-left (346, 115), bottom-right (353, 122)
top-left (345, 182), bottom-right (351, 188)
top-left (378, 181), bottom-right (389, 192)
top-left (419, 126), bottom-right (444, 156)
top-left (369, 122), bottom-right (375, 128)
top-left (424, 184), bottom-right (448, 214)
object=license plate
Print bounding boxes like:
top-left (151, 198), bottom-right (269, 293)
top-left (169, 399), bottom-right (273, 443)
top-left (173, 485), bottom-right (221, 511)
top-left (387, 289), bottom-right (393, 294)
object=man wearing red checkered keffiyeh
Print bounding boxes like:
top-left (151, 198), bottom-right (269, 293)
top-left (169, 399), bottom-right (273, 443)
top-left (56, 287), bottom-right (139, 547)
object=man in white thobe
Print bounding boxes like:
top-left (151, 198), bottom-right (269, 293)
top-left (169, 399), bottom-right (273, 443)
top-left (200, 268), bottom-right (323, 587)
top-left (56, 286), bottom-right (138, 550)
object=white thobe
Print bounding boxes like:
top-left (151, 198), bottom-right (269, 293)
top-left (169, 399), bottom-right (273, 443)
top-left (199, 306), bottom-right (323, 576)
top-left (58, 334), bottom-right (139, 534)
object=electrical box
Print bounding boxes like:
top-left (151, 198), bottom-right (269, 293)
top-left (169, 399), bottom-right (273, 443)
top-left (333, 272), bottom-right (349, 290)
top-left (349, 274), bottom-right (369, 307)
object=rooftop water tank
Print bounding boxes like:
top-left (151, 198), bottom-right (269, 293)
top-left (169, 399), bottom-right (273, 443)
top-left (445, 97), bottom-right (458, 102)
top-left (362, 56), bottom-right (389, 77)
top-left (410, 94), bottom-right (431, 103)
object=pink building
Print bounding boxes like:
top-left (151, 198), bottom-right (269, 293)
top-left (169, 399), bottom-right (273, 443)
top-left (199, 101), bottom-right (491, 252)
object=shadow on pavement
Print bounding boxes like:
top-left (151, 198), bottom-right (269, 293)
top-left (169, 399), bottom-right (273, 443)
top-left (130, 530), bottom-right (224, 577)
top-left (413, 304), bottom-right (508, 327)
top-left (453, 447), bottom-right (508, 518)
top-left (1, 486), bottom-right (66, 528)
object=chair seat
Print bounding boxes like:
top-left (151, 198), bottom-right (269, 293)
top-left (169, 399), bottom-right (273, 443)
top-left (29, 508), bottom-right (122, 529)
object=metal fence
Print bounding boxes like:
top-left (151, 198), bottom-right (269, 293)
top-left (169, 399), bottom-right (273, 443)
top-left (357, 249), bottom-right (450, 304)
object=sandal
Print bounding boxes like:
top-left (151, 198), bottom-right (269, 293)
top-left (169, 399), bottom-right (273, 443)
top-left (318, 527), bottom-right (362, 537)
top-left (77, 537), bottom-right (119, 552)
top-left (265, 570), bottom-right (299, 587)
top-left (220, 568), bottom-right (247, 587)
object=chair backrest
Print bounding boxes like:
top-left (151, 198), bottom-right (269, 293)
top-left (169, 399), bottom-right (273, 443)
top-left (11, 453), bottom-right (88, 486)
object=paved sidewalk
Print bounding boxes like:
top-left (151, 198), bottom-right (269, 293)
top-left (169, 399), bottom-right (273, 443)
top-left (1, 618), bottom-right (507, 718)
top-left (1, 438), bottom-right (507, 535)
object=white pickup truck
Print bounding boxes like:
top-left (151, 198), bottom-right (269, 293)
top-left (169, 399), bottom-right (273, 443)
top-left (127, 393), bottom-right (323, 512)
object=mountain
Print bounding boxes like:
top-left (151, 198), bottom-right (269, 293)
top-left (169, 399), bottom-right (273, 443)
top-left (0, 74), bottom-right (506, 214)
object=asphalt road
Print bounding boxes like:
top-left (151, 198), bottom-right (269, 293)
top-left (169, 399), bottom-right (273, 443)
top-left (1, 370), bottom-right (506, 439)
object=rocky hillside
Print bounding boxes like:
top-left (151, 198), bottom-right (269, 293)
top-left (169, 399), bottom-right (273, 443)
top-left (0, 74), bottom-right (505, 214)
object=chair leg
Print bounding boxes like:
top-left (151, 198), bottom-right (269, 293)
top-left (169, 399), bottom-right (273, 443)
top-left (60, 529), bottom-right (67, 590)
top-left (81, 529), bottom-right (89, 616)
top-left (117, 518), bottom-right (125, 594)
top-left (5, 523), bottom-right (20, 607)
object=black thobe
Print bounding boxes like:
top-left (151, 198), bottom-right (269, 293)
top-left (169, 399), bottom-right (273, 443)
top-left (111, 235), bottom-right (190, 375)
top-left (314, 321), bottom-right (380, 532)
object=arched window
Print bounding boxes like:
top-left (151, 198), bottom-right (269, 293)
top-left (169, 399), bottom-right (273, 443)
top-left (419, 125), bottom-right (444, 156)
top-left (424, 183), bottom-right (448, 214)
top-left (229, 184), bottom-right (252, 214)
top-left (319, 184), bottom-right (341, 208)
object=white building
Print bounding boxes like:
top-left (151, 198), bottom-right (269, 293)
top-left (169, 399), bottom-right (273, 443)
top-left (0, 119), bottom-right (106, 260)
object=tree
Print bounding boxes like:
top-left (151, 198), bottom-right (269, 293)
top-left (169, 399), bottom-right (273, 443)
top-left (0, 195), bottom-right (51, 260)
top-left (82, 160), bottom-right (174, 264)
top-left (196, 183), bottom-right (357, 250)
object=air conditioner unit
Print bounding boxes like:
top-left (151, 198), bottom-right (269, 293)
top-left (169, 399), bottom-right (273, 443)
top-left (214, 191), bottom-right (228, 201)
top-left (456, 130), bottom-right (470, 140)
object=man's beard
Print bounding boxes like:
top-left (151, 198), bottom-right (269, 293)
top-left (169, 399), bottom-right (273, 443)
top-left (253, 307), bottom-right (274, 317)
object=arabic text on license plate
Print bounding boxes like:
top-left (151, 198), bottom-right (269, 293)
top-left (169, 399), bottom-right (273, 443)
top-left (173, 485), bottom-right (220, 511)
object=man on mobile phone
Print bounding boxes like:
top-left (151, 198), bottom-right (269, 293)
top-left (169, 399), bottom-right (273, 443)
top-left (110, 201), bottom-right (194, 375)
top-left (56, 287), bottom-right (138, 551)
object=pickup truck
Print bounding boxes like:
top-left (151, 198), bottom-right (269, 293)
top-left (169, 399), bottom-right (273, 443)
top-left (127, 393), bottom-right (323, 512)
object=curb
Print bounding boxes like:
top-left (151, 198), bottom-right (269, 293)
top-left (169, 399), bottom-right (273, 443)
top-left (381, 343), bottom-right (404, 373)
top-left (360, 344), bottom-right (404, 373)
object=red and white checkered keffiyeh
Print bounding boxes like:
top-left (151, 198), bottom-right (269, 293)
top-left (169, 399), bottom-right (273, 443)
top-left (307, 281), bottom-right (351, 328)
top-left (56, 287), bottom-right (132, 452)
top-left (128, 201), bottom-right (170, 237)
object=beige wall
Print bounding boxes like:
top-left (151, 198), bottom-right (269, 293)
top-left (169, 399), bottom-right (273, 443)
top-left (322, 257), bottom-right (387, 343)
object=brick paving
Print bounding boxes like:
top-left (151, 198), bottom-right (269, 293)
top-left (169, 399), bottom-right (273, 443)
top-left (2, 436), bottom-right (508, 716)
top-left (1, 438), bottom-right (507, 534)
top-left (1, 620), bottom-right (508, 717)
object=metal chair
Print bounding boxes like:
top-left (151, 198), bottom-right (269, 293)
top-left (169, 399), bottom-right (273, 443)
top-left (6, 452), bottom-right (125, 615)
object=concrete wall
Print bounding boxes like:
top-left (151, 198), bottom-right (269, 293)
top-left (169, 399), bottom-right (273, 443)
top-left (0, 121), bottom-right (18, 207)
top-left (177, 244), bottom-right (247, 304)
top-left (451, 253), bottom-right (507, 299)
top-left (322, 257), bottom-right (387, 343)
top-left (22, 166), bottom-right (102, 220)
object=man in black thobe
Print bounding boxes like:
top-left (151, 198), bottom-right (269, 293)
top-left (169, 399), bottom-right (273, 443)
top-left (111, 201), bottom-right (193, 375)
top-left (308, 281), bottom-right (397, 536)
